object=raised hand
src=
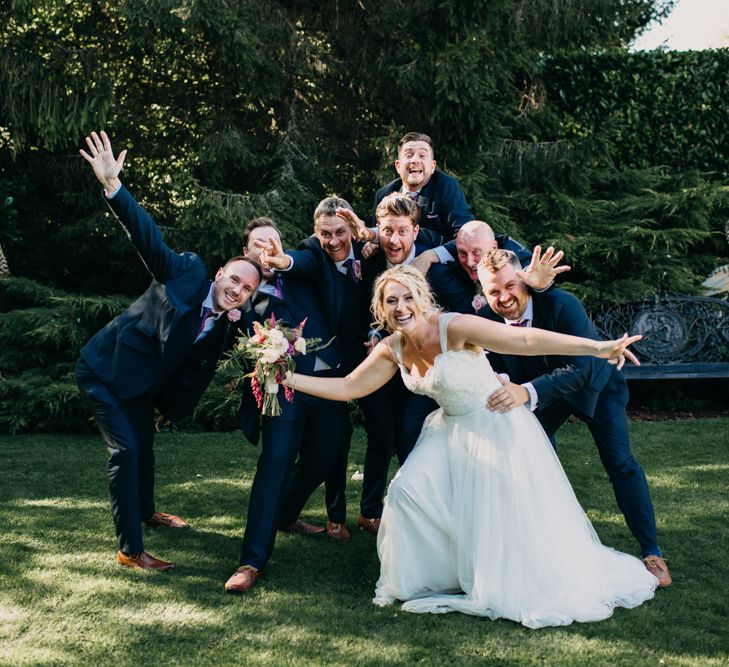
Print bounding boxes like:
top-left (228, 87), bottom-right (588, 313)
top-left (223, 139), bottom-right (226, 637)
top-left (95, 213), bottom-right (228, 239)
top-left (254, 235), bottom-right (291, 271)
top-left (79, 130), bottom-right (127, 194)
top-left (362, 242), bottom-right (379, 259)
top-left (336, 207), bottom-right (376, 242)
top-left (516, 245), bottom-right (571, 291)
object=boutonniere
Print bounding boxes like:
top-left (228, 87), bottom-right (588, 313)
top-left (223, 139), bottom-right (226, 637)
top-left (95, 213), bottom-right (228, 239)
top-left (352, 259), bottom-right (362, 281)
top-left (471, 284), bottom-right (487, 312)
top-left (227, 308), bottom-right (242, 323)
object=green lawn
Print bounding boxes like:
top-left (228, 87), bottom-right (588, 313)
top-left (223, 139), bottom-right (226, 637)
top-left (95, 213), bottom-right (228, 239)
top-left (1, 419), bottom-right (727, 666)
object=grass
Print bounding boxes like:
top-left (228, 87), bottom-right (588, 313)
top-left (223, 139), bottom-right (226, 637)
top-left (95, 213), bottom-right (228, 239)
top-left (1, 418), bottom-right (728, 666)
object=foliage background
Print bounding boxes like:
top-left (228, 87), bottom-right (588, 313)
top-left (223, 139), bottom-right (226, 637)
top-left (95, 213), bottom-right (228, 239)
top-left (1, 0), bottom-right (727, 432)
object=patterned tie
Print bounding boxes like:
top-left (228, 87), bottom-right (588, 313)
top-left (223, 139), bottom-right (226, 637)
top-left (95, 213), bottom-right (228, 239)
top-left (342, 258), bottom-right (358, 282)
top-left (195, 306), bottom-right (215, 340)
top-left (273, 273), bottom-right (283, 299)
top-left (510, 319), bottom-right (530, 327)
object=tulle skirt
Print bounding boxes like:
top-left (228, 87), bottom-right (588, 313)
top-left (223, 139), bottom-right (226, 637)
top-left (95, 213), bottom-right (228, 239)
top-left (374, 405), bottom-right (657, 628)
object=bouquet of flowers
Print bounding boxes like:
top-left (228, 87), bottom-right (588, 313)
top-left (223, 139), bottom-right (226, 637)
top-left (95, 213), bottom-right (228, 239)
top-left (225, 314), bottom-right (323, 417)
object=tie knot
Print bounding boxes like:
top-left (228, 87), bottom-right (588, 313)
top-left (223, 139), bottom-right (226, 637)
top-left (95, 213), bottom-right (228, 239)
top-left (510, 319), bottom-right (529, 327)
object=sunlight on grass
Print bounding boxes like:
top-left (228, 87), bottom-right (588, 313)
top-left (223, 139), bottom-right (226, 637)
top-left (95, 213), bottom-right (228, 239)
top-left (1, 421), bottom-right (727, 666)
top-left (14, 497), bottom-right (107, 510)
top-left (115, 602), bottom-right (220, 627)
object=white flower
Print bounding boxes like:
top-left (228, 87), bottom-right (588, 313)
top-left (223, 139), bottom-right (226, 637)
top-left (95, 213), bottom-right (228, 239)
top-left (260, 348), bottom-right (281, 364)
top-left (267, 328), bottom-right (285, 347)
top-left (294, 337), bottom-right (307, 354)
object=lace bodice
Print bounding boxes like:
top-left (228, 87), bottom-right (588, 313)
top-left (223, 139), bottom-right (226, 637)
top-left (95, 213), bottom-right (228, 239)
top-left (389, 313), bottom-right (502, 416)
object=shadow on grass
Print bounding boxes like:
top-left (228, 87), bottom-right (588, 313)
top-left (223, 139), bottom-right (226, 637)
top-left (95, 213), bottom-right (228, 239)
top-left (1, 423), bottom-right (728, 665)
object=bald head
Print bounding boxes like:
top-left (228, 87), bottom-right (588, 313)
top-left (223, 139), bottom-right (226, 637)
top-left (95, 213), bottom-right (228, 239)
top-left (455, 220), bottom-right (498, 281)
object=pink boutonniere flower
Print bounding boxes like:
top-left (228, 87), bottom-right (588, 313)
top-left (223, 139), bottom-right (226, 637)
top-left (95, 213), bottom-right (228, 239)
top-left (352, 259), bottom-right (362, 281)
top-left (472, 294), bottom-right (487, 311)
top-left (227, 309), bottom-right (242, 323)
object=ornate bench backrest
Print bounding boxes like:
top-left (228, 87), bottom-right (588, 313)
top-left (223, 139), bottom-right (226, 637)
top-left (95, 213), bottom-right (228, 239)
top-left (594, 294), bottom-right (729, 377)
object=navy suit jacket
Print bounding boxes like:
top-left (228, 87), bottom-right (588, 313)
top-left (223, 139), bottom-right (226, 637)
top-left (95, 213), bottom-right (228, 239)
top-left (79, 186), bottom-right (233, 418)
top-left (237, 263), bottom-right (345, 445)
top-left (481, 289), bottom-right (618, 418)
top-left (374, 170), bottom-right (473, 248)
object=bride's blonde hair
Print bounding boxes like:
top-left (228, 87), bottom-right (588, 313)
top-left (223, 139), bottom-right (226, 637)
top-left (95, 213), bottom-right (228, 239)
top-left (371, 265), bottom-right (441, 332)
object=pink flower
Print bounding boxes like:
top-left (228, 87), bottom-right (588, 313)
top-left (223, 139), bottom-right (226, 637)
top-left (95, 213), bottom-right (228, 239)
top-left (352, 259), bottom-right (362, 281)
top-left (227, 309), bottom-right (242, 322)
top-left (250, 376), bottom-right (263, 410)
top-left (472, 294), bottom-right (488, 311)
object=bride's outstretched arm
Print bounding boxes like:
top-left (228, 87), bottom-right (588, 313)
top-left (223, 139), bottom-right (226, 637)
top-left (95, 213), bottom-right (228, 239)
top-left (283, 340), bottom-right (399, 401)
top-left (447, 314), bottom-right (641, 360)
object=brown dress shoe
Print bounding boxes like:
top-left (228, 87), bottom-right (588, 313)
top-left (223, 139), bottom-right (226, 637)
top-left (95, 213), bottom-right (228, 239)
top-left (117, 550), bottom-right (175, 571)
top-left (327, 521), bottom-right (351, 542)
top-left (145, 511), bottom-right (190, 529)
top-left (225, 566), bottom-right (259, 594)
top-left (280, 520), bottom-right (325, 535)
top-left (356, 514), bottom-right (381, 535)
top-left (643, 556), bottom-right (672, 588)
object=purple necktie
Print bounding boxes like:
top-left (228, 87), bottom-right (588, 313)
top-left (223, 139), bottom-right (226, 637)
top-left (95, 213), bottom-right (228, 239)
top-left (510, 319), bottom-right (529, 327)
top-left (196, 306), bottom-right (214, 339)
top-left (342, 258), bottom-right (358, 282)
top-left (273, 274), bottom-right (283, 299)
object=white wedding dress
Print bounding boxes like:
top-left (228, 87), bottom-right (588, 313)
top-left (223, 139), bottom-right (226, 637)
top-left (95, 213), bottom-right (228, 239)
top-left (374, 313), bottom-right (657, 628)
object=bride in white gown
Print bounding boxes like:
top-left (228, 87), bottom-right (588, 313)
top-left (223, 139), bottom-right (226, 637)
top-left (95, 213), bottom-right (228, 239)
top-left (284, 265), bottom-right (658, 628)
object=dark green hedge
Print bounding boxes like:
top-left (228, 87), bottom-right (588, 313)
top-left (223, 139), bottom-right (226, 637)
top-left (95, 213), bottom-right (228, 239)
top-left (542, 49), bottom-right (729, 174)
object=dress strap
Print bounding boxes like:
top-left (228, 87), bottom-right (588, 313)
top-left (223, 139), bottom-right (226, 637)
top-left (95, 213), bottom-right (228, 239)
top-left (385, 332), bottom-right (404, 364)
top-left (438, 312), bottom-right (460, 354)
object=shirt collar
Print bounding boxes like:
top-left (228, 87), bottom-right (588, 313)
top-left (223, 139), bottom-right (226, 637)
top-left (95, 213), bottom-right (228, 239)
top-left (201, 284), bottom-right (223, 318)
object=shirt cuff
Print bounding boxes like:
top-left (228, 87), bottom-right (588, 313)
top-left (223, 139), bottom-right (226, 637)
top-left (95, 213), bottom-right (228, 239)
top-left (434, 246), bottom-right (453, 264)
top-left (532, 280), bottom-right (554, 293)
top-left (275, 254), bottom-right (294, 271)
top-left (104, 185), bottom-right (122, 199)
top-left (524, 382), bottom-right (538, 411)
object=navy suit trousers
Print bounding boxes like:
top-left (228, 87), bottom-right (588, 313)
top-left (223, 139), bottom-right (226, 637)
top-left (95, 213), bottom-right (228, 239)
top-left (76, 358), bottom-right (155, 555)
top-left (535, 379), bottom-right (659, 557)
top-left (240, 395), bottom-right (350, 570)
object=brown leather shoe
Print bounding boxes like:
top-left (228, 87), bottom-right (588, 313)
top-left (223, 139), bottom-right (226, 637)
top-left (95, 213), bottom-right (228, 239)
top-left (643, 555), bottom-right (672, 588)
top-left (280, 520), bottom-right (325, 535)
top-left (356, 514), bottom-right (381, 536)
top-left (327, 521), bottom-right (350, 542)
top-left (117, 550), bottom-right (175, 571)
top-left (224, 565), bottom-right (259, 594)
top-left (145, 511), bottom-right (190, 529)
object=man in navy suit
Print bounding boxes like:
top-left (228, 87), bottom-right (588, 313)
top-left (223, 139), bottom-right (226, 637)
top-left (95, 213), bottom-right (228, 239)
top-left (258, 193), bottom-right (436, 537)
top-left (373, 131), bottom-right (473, 250)
top-left (226, 217), bottom-right (351, 593)
top-left (429, 219), bottom-right (568, 314)
top-left (75, 131), bottom-right (261, 571)
top-left (476, 248), bottom-right (672, 588)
